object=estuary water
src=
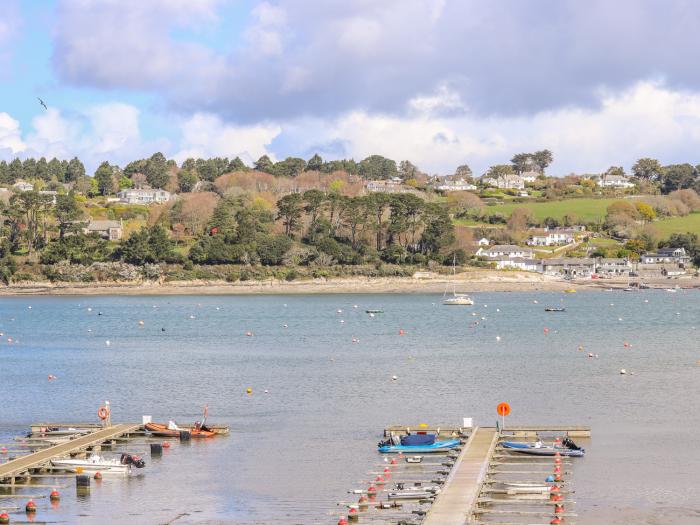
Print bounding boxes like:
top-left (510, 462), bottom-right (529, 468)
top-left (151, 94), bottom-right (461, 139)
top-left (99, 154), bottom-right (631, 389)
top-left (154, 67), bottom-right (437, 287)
top-left (1, 291), bottom-right (699, 524)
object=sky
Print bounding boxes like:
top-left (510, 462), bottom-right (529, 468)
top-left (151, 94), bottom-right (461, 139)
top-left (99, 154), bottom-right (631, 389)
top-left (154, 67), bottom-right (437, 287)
top-left (3, 0), bottom-right (700, 176)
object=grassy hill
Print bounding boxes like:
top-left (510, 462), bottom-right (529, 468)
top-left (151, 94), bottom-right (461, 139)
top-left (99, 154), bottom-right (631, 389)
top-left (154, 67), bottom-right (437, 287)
top-left (485, 198), bottom-right (618, 223)
top-left (652, 212), bottom-right (700, 237)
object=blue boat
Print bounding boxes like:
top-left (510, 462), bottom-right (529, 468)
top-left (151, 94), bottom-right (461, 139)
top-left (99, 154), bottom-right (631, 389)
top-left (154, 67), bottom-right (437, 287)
top-left (378, 433), bottom-right (461, 454)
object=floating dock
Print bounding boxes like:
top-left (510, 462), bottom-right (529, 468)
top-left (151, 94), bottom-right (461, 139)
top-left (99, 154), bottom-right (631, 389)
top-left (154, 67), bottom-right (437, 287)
top-left (0, 424), bottom-right (141, 482)
top-left (338, 424), bottom-right (590, 525)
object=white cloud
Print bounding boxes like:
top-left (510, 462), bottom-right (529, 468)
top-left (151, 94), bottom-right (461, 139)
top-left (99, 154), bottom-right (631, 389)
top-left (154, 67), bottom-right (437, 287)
top-left (175, 113), bottom-right (281, 164)
top-left (280, 81), bottom-right (700, 175)
top-left (6, 82), bottom-right (700, 178)
top-left (86, 103), bottom-right (141, 154)
top-left (0, 112), bottom-right (26, 154)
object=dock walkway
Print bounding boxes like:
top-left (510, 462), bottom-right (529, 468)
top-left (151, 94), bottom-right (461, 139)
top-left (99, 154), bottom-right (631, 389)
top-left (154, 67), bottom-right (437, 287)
top-left (422, 427), bottom-right (498, 525)
top-left (0, 424), bottom-right (140, 480)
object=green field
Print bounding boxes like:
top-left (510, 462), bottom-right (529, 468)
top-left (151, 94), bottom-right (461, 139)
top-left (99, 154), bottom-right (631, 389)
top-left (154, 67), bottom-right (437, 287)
top-left (653, 212), bottom-right (700, 237)
top-left (485, 198), bottom-right (619, 222)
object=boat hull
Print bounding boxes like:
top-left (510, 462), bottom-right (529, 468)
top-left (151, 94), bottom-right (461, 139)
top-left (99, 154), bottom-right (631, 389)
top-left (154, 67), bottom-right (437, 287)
top-left (50, 459), bottom-right (130, 474)
top-left (145, 422), bottom-right (215, 438)
top-left (501, 441), bottom-right (584, 457)
top-left (378, 439), bottom-right (461, 454)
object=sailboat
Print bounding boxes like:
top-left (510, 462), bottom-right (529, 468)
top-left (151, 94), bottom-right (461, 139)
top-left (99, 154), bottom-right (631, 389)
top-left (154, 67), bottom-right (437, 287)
top-left (443, 255), bottom-right (474, 305)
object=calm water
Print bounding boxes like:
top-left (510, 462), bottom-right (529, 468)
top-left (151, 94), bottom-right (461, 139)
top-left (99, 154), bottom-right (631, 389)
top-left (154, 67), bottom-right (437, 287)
top-left (1, 291), bottom-right (699, 524)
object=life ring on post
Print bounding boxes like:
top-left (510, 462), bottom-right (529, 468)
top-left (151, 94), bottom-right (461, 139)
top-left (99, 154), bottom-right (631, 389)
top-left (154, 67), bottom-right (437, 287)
top-left (98, 406), bottom-right (110, 420)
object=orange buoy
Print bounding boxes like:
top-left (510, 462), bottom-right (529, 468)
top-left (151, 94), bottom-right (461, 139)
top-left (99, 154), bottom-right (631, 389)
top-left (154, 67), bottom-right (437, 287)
top-left (543, 327), bottom-right (549, 334)
top-left (97, 406), bottom-right (110, 420)
top-left (25, 500), bottom-right (36, 513)
top-left (162, 441), bottom-right (171, 448)
top-left (398, 329), bottom-right (405, 336)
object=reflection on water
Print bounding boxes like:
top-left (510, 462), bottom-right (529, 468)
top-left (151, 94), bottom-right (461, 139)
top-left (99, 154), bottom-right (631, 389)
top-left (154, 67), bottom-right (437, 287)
top-left (1, 291), bottom-right (699, 524)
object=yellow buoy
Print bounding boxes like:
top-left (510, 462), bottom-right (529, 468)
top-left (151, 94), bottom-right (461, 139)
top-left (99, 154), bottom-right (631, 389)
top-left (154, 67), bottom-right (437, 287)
top-left (246, 388), bottom-right (252, 395)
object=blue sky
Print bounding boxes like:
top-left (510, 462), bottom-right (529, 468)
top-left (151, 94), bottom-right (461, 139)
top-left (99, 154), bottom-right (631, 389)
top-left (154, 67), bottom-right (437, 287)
top-left (3, 0), bottom-right (700, 175)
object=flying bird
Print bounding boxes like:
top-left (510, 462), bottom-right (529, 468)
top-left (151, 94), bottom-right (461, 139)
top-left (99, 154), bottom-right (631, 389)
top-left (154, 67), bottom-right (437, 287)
top-left (37, 97), bottom-right (48, 110)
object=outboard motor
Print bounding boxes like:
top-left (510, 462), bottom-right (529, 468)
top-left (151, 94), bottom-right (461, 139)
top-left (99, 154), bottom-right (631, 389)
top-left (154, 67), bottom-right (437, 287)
top-left (120, 453), bottom-right (145, 468)
top-left (562, 437), bottom-right (583, 451)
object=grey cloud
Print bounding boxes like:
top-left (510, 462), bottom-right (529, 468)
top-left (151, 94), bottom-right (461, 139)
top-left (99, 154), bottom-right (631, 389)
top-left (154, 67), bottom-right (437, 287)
top-left (51, 0), bottom-right (700, 122)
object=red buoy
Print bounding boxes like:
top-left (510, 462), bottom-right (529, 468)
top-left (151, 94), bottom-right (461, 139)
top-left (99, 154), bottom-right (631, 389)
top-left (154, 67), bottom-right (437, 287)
top-left (550, 485), bottom-right (560, 493)
top-left (390, 458), bottom-right (397, 465)
top-left (50, 490), bottom-right (60, 501)
top-left (554, 474), bottom-right (562, 482)
top-left (0, 447), bottom-right (6, 454)
top-left (337, 517), bottom-right (347, 525)
top-left (348, 507), bottom-right (359, 522)
top-left (162, 441), bottom-right (171, 448)
top-left (375, 475), bottom-right (385, 485)
top-left (550, 518), bottom-right (561, 525)
top-left (555, 457), bottom-right (561, 464)
top-left (25, 500), bottom-right (37, 513)
top-left (367, 485), bottom-right (377, 494)
top-left (555, 503), bottom-right (565, 513)
top-left (94, 472), bottom-right (102, 480)
top-left (398, 329), bottom-right (405, 336)
top-left (0, 512), bottom-right (8, 524)
top-left (553, 465), bottom-right (561, 473)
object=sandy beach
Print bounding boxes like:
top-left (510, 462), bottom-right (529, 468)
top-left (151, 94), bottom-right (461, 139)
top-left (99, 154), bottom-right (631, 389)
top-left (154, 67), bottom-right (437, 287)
top-left (1, 270), bottom-right (697, 295)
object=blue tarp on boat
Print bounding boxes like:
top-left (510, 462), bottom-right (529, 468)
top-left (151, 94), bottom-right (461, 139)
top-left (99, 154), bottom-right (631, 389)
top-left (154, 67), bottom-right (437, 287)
top-left (400, 434), bottom-right (436, 446)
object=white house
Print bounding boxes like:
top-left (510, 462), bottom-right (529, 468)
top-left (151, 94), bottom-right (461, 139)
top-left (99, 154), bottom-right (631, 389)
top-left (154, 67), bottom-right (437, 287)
top-left (595, 258), bottom-right (632, 275)
top-left (495, 174), bottom-right (525, 190)
top-left (492, 256), bottom-right (541, 271)
top-left (477, 244), bottom-right (534, 259)
top-left (528, 228), bottom-right (577, 246)
top-left (597, 173), bottom-right (634, 188)
top-left (38, 190), bottom-right (58, 204)
top-left (640, 247), bottom-right (691, 265)
top-left (541, 258), bottom-right (596, 277)
top-left (13, 180), bottom-right (34, 192)
top-left (365, 180), bottom-right (410, 193)
top-left (477, 238), bottom-right (491, 246)
top-left (117, 189), bottom-right (172, 204)
top-left (435, 178), bottom-right (477, 191)
top-left (520, 170), bottom-right (539, 183)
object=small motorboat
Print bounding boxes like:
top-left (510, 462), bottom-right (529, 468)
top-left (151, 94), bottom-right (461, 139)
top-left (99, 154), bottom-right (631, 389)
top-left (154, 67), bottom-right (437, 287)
top-left (388, 489), bottom-right (439, 500)
top-left (388, 482), bottom-right (440, 499)
top-left (378, 433), bottom-right (461, 454)
top-left (405, 455), bottom-right (423, 463)
top-left (365, 309), bottom-right (384, 314)
top-left (501, 482), bottom-right (551, 494)
top-left (51, 453), bottom-right (144, 474)
top-left (145, 421), bottom-right (215, 438)
top-left (544, 307), bottom-right (566, 312)
top-left (501, 437), bottom-right (585, 457)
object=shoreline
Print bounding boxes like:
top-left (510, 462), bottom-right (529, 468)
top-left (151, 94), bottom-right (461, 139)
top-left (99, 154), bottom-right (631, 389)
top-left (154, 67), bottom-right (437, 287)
top-left (1, 271), bottom-right (697, 296)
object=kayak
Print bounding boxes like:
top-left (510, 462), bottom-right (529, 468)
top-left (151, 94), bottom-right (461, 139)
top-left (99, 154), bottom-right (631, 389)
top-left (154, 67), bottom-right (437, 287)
top-left (145, 422), bottom-right (215, 438)
top-left (378, 439), bottom-right (461, 454)
top-left (501, 440), bottom-right (585, 457)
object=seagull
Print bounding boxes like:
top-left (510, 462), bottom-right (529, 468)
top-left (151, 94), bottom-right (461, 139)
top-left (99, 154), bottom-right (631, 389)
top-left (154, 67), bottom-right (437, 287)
top-left (37, 97), bottom-right (48, 110)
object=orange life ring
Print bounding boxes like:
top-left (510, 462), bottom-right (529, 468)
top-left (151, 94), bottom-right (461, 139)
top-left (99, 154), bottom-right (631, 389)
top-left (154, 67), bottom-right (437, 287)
top-left (98, 406), bottom-right (110, 420)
